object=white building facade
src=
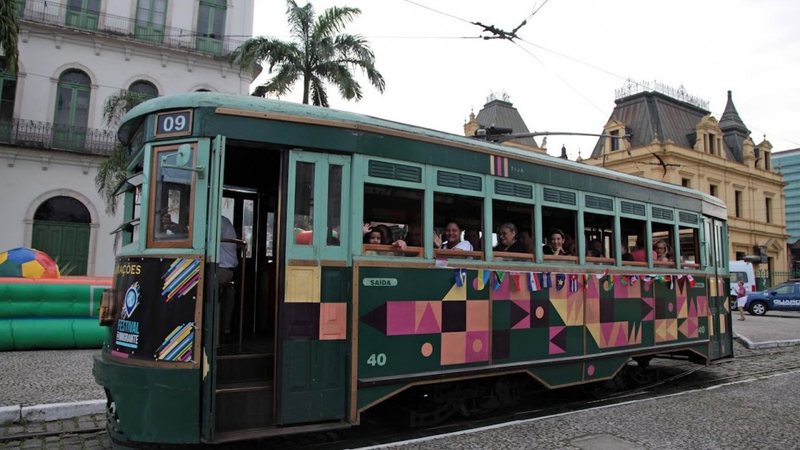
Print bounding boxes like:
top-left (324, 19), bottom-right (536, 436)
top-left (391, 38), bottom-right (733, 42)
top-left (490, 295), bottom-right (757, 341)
top-left (0, 0), bottom-right (254, 275)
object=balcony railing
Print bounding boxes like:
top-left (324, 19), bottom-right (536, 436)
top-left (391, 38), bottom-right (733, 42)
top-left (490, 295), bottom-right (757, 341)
top-left (0, 118), bottom-right (117, 156)
top-left (20, 0), bottom-right (247, 57)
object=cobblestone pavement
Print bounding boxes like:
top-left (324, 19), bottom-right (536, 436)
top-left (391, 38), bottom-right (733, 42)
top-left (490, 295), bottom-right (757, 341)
top-left (0, 350), bottom-right (103, 407)
top-left (0, 413), bottom-right (108, 449)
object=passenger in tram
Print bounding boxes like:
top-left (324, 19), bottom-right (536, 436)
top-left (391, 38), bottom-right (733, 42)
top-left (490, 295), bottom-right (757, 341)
top-left (160, 210), bottom-right (188, 236)
top-left (587, 239), bottom-right (604, 257)
top-left (630, 236), bottom-right (656, 262)
top-left (519, 229), bottom-right (535, 253)
top-left (464, 229), bottom-right (481, 251)
top-left (434, 221), bottom-right (473, 251)
top-left (219, 216), bottom-right (239, 342)
top-left (493, 223), bottom-right (528, 253)
top-left (543, 229), bottom-right (571, 255)
top-left (654, 240), bottom-right (671, 262)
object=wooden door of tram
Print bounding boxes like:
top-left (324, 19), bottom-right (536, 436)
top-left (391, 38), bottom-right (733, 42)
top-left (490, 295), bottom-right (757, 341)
top-left (277, 150), bottom-right (351, 425)
top-left (707, 218), bottom-right (733, 359)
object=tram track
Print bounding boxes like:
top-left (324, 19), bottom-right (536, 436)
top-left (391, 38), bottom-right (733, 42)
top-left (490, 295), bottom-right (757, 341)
top-left (4, 346), bottom-right (800, 447)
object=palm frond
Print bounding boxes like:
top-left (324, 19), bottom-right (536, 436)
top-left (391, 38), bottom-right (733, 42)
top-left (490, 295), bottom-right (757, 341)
top-left (313, 6), bottom-right (360, 42)
top-left (0, 0), bottom-right (20, 75)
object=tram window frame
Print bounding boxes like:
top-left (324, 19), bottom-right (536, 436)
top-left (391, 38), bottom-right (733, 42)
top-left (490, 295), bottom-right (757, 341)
top-left (540, 205), bottom-right (578, 263)
top-left (491, 199), bottom-right (534, 262)
top-left (146, 143), bottom-right (196, 249)
top-left (434, 192), bottom-right (483, 259)
top-left (651, 221), bottom-right (676, 268)
top-left (678, 223), bottom-right (700, 269)
top-left (620, 217), bottom-right (649, 266)
top-left (362, 183), bottom-right (424, 257)
top-left (583, 212), bottom-right (615, 265)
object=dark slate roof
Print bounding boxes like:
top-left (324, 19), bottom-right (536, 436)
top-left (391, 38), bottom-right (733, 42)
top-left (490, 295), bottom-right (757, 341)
top-left (719, 90), bottom-right (750, 162)
top-left (590, 90), bottom-right (749, 163)
top-left (590, 91), bottom-right (709, 158)
top-left (475, 99), bottom-right (539, 148)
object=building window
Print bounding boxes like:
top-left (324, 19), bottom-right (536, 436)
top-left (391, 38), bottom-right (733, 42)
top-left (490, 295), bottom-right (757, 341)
top-left (0, 57), bottom-right (17, 140)
top-left (609, 129), bottom-right (620, 151)
top-left (135, 0), bottom-right (168, 43)
top-left (707, 132), bottom-right (715, 154)
top-left (196, 0), bottom-right (227, 55)
top-left (735, 190), bottom-right (743, 218)
top-left (765, 197), bottom-right (772, 223)
top-left (709, 184), bottom-right (718, 197)
top-left (53, 69), bottom-right (91, 151)
top-left (66, 0), bottom-right (100, 31)
top-left (764, 151), bottom-right (771, 170)
top-left (129, 80), bottom-right (159, 99)
top-left (681, 178), bottom-right (690, 188)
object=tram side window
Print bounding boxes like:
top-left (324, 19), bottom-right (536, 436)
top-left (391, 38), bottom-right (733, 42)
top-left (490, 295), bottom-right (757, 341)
top-left (434, 192), bottom-right (482, 257)
top-left (492, 200), bottom-right (534, 260)
top-left (652, 222), bottom-right (675, 267)
top-left (293, 162), bottom-right (314, 245)
top-left (621, 217), bottom-right (649, 264)
top-left (679, 224), bottom-right (699, 267)
top-left (584, 212), bottom-right (615, 262)
top-left (541, 206), bottom-right (577, 258)
top-left (363, 184), bottom-right (423, 255)
top-left (150, 145), bottom-right (194, 245)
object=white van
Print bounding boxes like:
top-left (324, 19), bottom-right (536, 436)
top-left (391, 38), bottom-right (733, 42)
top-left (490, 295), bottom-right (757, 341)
top-left (729, 260), bottom-right (757, 305)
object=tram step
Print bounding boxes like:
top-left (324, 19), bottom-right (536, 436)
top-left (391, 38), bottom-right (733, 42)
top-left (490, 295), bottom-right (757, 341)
top-left (217, 352), bottom-right (273, 385)
top-left (215, 382), bottom-right (274, 432)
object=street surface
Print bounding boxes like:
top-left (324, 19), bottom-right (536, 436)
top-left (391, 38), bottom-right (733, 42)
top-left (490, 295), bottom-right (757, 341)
top-left (2, 312), bottom-right (800, 449)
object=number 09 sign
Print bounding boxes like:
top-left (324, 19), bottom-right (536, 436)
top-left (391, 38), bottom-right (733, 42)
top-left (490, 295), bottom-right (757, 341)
top-left (155, 110), bottom-right (193, 138)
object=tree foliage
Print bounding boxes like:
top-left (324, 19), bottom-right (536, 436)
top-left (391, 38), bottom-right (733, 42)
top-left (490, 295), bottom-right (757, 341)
top-left (0, 0), bottom-right (20, 75)
top-left (230, 0), bottom-right (385, 106)
top-left (95, 91), bottom-right (150, 215)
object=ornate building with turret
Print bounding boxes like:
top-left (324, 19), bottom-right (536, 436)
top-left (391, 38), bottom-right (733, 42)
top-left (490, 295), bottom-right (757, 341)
top-left (583, 85), bottom-right (787, 278)
top-left (464, 94), bottom-right (545, 154)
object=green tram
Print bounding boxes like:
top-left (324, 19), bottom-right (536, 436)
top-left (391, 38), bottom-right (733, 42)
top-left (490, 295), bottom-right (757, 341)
top-left (94, 92), bottom-right (733, 446)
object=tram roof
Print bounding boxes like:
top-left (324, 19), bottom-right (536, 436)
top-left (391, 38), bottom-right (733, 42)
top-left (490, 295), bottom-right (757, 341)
top-left (118, 92), bottom-right (726, 218)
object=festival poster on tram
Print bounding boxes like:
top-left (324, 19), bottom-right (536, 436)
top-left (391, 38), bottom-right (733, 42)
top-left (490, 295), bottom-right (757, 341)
top-left (112, 256), bottom-right (202, 363)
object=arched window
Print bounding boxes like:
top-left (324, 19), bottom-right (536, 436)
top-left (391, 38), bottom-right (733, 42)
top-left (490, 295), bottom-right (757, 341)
top-left (34, 196), bottom-right (91, 223)
top-left (129, 80), bottom-right (158, 99)
top-left (53, 69), bottom-right (91, 150)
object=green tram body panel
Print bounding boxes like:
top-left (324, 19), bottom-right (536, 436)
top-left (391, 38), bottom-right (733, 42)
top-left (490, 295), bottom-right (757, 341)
top-left (356, 266), bottom-right (727, 409)
top-left (92, 353), bottom-right (200, 443)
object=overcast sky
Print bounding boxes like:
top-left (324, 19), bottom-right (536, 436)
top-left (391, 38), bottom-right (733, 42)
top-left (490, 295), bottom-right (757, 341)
top-left (251, 0), bottom-right (800, 160)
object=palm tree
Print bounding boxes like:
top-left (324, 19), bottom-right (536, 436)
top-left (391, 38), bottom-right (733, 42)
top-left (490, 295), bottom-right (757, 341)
top-left (0, 0), bottom-right (20, 75)
top-left (95, 91), bottom-right (151, 214)
top-left (230, 0), bottom-right (385, 106)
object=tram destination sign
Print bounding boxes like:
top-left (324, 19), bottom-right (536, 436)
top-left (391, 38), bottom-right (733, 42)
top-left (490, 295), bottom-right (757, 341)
top-left (111, 256), bottom-right (202, 364)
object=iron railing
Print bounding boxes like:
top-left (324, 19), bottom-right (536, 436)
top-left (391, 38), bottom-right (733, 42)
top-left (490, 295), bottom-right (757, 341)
top-left (0, 118), bottom-right (116, 156)
top-left (755, 270), bottom-right (800, 290)
top-left (19, 0), bottom-right (247, 57)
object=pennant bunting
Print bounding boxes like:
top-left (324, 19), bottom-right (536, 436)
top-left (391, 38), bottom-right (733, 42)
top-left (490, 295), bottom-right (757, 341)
top-left (541, 272), bottom-right (552, 289)
top-left (493, 271), bottom-right (506, 291)
top-left (556, 273), bottom-right (566, 291)
top-left (454, 269), bottom-right (467, 287)
top-left (686, 274), bottom-right (696, 288)
top-left (510, 272), bottom-right (521, 292)
top-left (476, 269), bottom-right (488, 290)
top-left (569, 274), bottom-right (579, 293)
top-left (529, 272), bottom-right (541, 291)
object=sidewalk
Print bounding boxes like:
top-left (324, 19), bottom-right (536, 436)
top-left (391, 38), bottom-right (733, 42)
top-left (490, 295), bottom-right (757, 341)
top-left (2, 311), bottom-right (800, 427)
top-left (0, 349), bottom-right (105, 426)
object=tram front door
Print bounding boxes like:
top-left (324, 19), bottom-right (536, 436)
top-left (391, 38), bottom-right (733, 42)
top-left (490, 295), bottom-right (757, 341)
top-left (206, 138), bottom-right (281, 439)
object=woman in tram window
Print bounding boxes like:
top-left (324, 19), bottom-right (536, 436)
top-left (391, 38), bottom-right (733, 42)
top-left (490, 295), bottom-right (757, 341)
top-left (494, 223), bottom-right (528, 253)
top-left (434, 221), bottom-right (473, 251)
